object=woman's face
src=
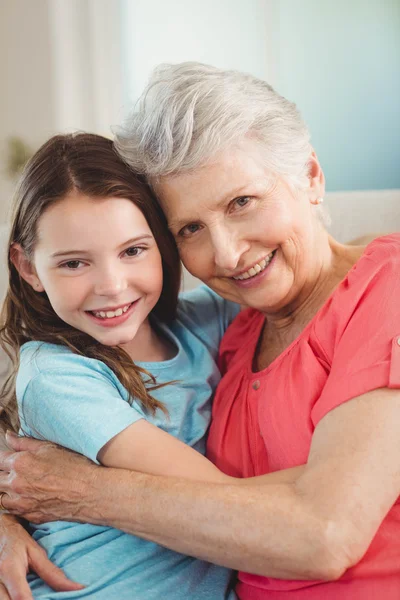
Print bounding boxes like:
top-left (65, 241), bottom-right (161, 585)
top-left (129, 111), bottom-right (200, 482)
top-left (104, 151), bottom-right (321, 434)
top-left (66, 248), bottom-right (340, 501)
top-left (157, 138), bottom-right (325, 315)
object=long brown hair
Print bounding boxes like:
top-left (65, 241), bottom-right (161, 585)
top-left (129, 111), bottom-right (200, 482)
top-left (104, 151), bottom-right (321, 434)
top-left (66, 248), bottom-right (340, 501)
top-left (0, 133), bottom-right (181, 431)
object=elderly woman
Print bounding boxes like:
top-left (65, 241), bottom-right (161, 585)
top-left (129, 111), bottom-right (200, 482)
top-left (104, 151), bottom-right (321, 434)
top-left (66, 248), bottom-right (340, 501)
top-left (1, 63), bottom-right (400, 599)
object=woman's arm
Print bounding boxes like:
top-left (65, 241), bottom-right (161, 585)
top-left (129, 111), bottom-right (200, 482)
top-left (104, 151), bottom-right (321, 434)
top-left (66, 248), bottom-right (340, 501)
top-left (1, 387), bottom-right (400, 581)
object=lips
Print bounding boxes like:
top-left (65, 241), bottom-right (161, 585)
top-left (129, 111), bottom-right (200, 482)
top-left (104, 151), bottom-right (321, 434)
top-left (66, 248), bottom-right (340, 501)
top-left (232, 250), bottom-right (276, 281)
top-left (85, 299), bottom-right (140, 329)
top-left (89, 302), bottom-right (133, 320)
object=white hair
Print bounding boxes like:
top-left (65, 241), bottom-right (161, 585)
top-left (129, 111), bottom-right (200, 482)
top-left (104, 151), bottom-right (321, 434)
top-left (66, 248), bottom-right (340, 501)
top-left (115, 62), bottom-right (313, 187)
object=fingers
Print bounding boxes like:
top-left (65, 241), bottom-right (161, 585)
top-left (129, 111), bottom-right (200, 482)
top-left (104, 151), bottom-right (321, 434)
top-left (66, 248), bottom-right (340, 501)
top-left (0, 582), bottom-right (11, 600)
top-left (5, 433), bottom-right (44, 453)
top-left (0, 564), bottom-right (33, 600)
top-left (0, 451), bottom-right (14, 473)
top-left (30, 548), bottom-right (85, 592)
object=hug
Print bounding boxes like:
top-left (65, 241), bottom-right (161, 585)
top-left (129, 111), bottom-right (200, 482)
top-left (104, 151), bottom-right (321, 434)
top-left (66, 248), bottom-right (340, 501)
top-left (0, 62), bottom-right (399, 599)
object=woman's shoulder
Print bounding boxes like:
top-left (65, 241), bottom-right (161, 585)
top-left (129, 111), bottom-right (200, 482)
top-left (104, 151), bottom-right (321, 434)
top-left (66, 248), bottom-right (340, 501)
top-left (342, 233), bottom-right (400, 293)
top-left (313, 234), bottom-right (400, 351)
top-left (359, 232), bottom-right (400, 264)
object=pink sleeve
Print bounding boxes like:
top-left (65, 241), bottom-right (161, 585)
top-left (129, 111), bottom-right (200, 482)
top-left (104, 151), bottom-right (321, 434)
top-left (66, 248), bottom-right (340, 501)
top-left (312, 246), bottom-right (400, 427)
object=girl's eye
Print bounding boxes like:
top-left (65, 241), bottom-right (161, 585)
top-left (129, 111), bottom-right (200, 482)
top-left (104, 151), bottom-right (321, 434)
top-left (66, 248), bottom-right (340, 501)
top-left (124, 246), bottom-right (144, 257)
top-left (62, 260), bottom-right (83, 270)
top-left (178, 223), bottom-right (201, 237)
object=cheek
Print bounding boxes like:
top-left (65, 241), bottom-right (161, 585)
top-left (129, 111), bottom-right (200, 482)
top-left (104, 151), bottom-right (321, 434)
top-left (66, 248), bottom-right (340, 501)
top-left (253, 203), bottom-right (296, 242)
top-left (142, 253), bottom-right (164, 294)
top-left (38, 270), bottom-right (86, 311)
top-left (179, 243), bottom-right (210, 279)
top-left (47, 281), bottom-right (84, 313)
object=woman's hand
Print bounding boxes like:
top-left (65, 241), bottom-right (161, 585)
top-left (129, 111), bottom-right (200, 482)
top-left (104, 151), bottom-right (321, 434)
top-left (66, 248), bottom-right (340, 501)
top-left (0, 433), bottom-right (98, 524)
top-left (0, 513), bottom-right (84, 600)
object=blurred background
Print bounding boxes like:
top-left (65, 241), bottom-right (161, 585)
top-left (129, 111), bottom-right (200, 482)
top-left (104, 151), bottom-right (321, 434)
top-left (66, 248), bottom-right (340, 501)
top-left (0, 0), bottom-right (399, 291)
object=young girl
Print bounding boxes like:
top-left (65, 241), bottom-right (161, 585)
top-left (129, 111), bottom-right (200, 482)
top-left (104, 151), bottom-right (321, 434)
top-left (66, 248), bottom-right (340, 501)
top-left (0, 133), bottom-right (240, 599)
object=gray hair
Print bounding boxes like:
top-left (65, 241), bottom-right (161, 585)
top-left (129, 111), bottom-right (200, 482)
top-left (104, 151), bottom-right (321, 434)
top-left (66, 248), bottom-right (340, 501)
top-left (115, 62), bottom-right (312, 188)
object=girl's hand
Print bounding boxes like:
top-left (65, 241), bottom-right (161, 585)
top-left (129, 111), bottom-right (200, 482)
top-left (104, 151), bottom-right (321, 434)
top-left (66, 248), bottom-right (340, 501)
top-left (0, 433), bottom-right (98, 524)
top-left (0, 514), bottom-right (84, 600)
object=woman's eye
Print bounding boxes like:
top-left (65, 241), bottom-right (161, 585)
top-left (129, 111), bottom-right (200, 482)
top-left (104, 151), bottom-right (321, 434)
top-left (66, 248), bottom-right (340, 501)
top-left (234, 196), bottom-right (250, 209)
top-left (179, 223), bottom-right (201, 237)
top-left (125, 246), bottom-right (143, 257)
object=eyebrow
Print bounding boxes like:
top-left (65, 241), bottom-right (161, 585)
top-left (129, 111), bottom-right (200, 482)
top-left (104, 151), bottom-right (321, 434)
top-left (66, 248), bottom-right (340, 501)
top-left (50, 234), bottom-right (154, 258)
top-left (169, 180), bottom-right (268, 231)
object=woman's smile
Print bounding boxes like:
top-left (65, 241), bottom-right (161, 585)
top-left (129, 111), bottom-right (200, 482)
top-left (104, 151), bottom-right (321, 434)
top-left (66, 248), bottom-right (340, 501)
top-left (231, 249), bottom-right (278, 288)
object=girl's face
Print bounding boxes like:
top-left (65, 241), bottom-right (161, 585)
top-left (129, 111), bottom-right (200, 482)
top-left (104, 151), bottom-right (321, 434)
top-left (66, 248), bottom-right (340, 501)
top-left (24, 192), bottom-right (164, 351)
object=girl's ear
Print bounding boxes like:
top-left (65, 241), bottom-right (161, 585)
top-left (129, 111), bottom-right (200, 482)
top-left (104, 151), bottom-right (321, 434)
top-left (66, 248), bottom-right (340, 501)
top-left (10, 243), bottom-right (45, 292)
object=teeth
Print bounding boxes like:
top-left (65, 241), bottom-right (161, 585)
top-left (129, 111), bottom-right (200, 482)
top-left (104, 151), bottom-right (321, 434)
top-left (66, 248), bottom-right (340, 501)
top-left (93, 303), bottom-right (131, 319)
top-left (233, 252), bottom-right (275, 281)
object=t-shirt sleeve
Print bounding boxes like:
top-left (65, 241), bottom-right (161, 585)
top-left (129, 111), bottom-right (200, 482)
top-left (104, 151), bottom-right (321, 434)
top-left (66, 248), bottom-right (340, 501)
top-left (177, 285), bottom-right (241, 352)
top-left (18, 358), bottom-right (146, 463)
top-left (312, 245), bottom-right (400, 427)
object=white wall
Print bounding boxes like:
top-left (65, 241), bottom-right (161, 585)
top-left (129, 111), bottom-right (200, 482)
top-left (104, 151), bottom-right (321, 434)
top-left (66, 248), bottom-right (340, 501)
top-left (0, 0), bottom-right (124, 225)
top-left (121, 0), bottom-right (274, 105)
top-left (0, 0), bottom-right (55, 223)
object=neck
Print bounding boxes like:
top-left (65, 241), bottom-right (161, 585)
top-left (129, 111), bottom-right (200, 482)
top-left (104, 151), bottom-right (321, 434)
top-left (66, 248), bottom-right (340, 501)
top-left (264, 233), bottom-right (363, 337)
top-left (121, 319), bottom-right (175, 363)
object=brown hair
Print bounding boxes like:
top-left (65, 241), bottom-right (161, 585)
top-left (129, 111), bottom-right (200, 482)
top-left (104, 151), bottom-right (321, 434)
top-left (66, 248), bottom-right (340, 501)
top-left (0, 133), bottom-right (181, 431)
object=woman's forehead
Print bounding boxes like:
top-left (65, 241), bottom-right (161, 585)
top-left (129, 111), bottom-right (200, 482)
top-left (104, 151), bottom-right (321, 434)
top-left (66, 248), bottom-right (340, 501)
top-left (156, 143), bottom-right (274, 222)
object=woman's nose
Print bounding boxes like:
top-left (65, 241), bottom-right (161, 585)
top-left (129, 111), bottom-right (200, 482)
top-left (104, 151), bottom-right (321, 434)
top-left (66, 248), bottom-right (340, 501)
top-left (211, 230), bottom-right (246, 273)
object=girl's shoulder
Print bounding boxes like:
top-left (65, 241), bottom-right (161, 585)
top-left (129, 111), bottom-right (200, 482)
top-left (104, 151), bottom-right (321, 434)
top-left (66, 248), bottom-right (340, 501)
top-left (173, 285), bottom-right (240, 353)
top-left (18, 341), bottom-right (117, 388)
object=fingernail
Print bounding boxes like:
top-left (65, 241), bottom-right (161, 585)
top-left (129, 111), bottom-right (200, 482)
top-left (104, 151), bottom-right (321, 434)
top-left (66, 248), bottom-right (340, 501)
top-left (5, 430), bottom-right (18, 440)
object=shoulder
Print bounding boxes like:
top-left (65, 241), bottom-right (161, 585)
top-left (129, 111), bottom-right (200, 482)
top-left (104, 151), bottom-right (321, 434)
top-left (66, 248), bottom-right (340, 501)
top-left (173, 285), bottom-right (240, 352)
top-left (351, 233), bottom-right (400, 281)
top-left (334, 234), bottom-right (400, 310)
top-left (177, 285), bottom-right (234, 315)
top-left (313, 234), bottom-right (400, 356)
top-left (17, 342), bottom-right (117, 397)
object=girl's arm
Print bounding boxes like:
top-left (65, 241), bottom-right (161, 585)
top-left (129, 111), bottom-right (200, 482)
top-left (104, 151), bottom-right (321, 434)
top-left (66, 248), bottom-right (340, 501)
top-left (97, 418), bottom-right (304, 485)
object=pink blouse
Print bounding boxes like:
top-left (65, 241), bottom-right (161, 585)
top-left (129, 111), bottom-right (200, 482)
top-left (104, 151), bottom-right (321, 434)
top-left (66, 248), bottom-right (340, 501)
top-left (207, 234), bottom-right (400, 599)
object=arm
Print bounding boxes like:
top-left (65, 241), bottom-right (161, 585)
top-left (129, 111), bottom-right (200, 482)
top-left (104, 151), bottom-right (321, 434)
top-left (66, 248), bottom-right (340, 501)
top-left (2, 388), bottom-right (400, 580)
top-left (97, 417), bottom-right (304, 485)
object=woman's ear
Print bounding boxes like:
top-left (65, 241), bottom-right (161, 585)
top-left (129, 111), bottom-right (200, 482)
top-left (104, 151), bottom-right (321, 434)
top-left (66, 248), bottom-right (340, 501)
top-left (10, 243), bottom-right (45, 292)
top-left (307, 150), bottom-right (325, 202)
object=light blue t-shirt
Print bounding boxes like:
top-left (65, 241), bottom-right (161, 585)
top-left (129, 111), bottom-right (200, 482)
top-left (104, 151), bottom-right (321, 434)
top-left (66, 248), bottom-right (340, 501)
top-left (17, 286), bottom-right (240, 600)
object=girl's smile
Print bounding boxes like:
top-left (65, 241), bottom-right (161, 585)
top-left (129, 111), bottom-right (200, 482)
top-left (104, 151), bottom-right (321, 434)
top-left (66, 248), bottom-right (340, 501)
top-left (86, 299), bottom-right (141, 328)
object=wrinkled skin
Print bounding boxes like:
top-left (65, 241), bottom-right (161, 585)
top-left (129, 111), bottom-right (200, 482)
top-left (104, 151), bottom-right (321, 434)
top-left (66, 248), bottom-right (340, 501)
top-left (0, 434), bottom-right (98, 524)
top-left (0, 434), bottom-right (92, 598)
top-left (0, 513), bottom-right (84, 600)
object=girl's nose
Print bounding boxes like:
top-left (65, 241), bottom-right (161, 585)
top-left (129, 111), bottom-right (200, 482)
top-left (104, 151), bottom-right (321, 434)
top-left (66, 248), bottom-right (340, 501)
top-left (94, 270), bottom-right (127, 297)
